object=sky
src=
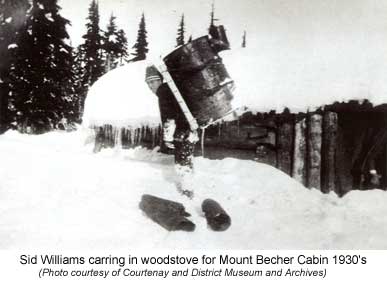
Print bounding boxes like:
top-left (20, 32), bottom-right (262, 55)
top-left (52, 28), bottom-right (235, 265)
top-left (59, 0), bottom-right (387, 110)
top-left (59, 0), bottom-right (387, 55)
top-left (60, 0), bottom-right (236, 55)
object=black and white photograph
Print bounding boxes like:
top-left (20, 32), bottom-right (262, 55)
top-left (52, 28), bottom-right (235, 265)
top-left (1, 0), bottom-right (387, 250)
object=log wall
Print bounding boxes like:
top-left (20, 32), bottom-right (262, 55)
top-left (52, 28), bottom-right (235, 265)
top-left (201, 101), bottom-right (387, 195)
top-left (93, 101), bottom-right (387, 196)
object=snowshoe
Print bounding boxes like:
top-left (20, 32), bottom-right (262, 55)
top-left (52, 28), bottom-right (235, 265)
top-left (139, 194), bottom-right (195, 232)
top-left (202, 199), bottom-right (231, 231)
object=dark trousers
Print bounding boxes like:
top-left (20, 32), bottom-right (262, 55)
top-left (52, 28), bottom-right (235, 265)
top-left (174, 129), bottom-right (196, 169)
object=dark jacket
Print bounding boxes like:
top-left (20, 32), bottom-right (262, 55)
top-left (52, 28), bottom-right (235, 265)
top-left (156, 83), bottom-right (190, 132)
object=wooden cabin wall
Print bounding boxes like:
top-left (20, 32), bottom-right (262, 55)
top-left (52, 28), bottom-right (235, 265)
top-left (93, 101), bottom-right (387, 196)
top-left (200, 102), bottom-right (387, 195)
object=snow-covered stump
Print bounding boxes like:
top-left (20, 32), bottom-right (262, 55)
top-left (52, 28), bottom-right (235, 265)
top-left (276, 114), bottom-right (295, 175)
top-left (292, 117), bottom-right (307, 186)
top-left (306, 113), bottom-right (323, 190)
top-left (321, 111), bottom-right (338, 193)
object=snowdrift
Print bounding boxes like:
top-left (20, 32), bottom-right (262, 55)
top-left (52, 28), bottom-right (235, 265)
top-left (1, 131), bottom-right (387, 249)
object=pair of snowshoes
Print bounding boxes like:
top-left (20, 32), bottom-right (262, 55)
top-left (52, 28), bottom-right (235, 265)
top-left (139, 194), bottom-right (231, 232)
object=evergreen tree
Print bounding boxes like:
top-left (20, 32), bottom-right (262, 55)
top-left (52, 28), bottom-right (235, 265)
top-left (131, 13), bottom-right (148, 62)
top-left (116, 28), bottom-right (128, 65)
top-left (8, 0), bottom-right (76, 133)
top-left (242, 30), bottom-right (246, 48)
top-left (102, 13), bottom-right (128, 70)
top-left (176, 14), bottom-right (185, 47)
top-left (103, 13), bottom-right (118, 71)
top-left (76, 0), bottom-right (104, 118)
top-left (72, 46), bottom-right (86, 121)
top-left (79, 0), bottom-right (104, 86)
top-left (0, 0), bottom-right (29, 133)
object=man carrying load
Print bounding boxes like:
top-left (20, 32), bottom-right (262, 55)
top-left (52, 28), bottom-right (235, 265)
top-left (145, 65), bottom-right (198, 198)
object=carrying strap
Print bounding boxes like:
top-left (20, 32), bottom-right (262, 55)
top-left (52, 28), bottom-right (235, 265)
top-left (158, 61), bottom-right (199, 131)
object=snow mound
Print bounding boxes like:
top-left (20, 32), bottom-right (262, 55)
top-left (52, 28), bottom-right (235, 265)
top-left (1, 131), bottom-right (387, 249)
top-left (82, 61), bottom-right (161, 128)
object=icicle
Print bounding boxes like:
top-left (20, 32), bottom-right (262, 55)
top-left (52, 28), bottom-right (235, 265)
top-left (144, 126), bottom-right (149, 143)
top-left (201, 127), bottom-right (206, 157)
top-left (106, 125), bottom-right (112, 147)
top-left (130, 127), bottom-right (135, 145)
top-left (151, 126), bottom-right (156, 147)
top-left (136, 128), bottom-right (140, 145)
top-left (110, 125), bottom-right (114, 147)
top-left (104, 125), bottom-right (108, 147)
top-left (237, 119), bottom-right (240, 136)
top-left (121, 128), bottom-right (127, 147)
top-left (135, 128), bottom-right (139, 145)
top-left (141, 126), bottom-right (146, 143)
top-left (138, 127), bottom-right (142, 144)
top-left (137, 127), bottom-right (140, 145)
top-left (157, 125), bottom-right (163, 146)
top-left (112, 127), bottom-right (117, 146)
top-left (114, 127), bottom-right (123, 150)
top-left (103, 125), bottom-right (108, 147)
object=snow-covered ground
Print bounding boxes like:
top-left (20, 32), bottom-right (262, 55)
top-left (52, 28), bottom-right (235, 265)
top-left (1, 130), bottom-right (387, 249)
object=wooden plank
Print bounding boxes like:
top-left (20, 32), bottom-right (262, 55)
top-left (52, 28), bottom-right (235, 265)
top-left (334, 118), bottom-right (356, 195)
top-left (292, 118), bottom-right (307, 186)
top-left (321, 111), bottom-right (338, 193)
top-left (306, 113), bottom-right (323, 189)
top-left (276, 118), bottom-right (294, 175)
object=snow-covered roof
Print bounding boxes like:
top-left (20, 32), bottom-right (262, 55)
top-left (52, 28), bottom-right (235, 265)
top-left (82, 60), bottom-right (161, 128)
